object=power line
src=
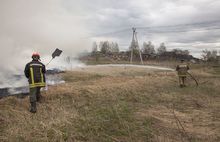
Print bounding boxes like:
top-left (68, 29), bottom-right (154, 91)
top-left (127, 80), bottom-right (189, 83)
top-left (85, 20), bottom-right (220, 51)
top-left (84, 28), bottom-right (131, 38)
top-left (85, 20), bottom-right (220, 38)
top-left (136, 20), bottom-right (220, 30)
top-left (141, 27), bottom-right (220, 35)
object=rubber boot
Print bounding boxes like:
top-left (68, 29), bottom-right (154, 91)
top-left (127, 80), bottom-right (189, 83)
top-left (30, 102), bottom-right (37, 113)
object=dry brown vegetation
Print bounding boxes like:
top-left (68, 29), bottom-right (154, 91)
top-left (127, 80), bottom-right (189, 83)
top-left (0, 64), bottom-right (220, 142)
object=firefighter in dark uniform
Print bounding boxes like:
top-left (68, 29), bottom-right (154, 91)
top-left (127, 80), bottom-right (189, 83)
top-left (176, 59), bottom-right (189, 88)
top-left (24, 53), bottom-right (46, 113)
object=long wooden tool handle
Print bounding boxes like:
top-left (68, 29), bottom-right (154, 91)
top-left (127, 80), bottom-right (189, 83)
top-left (187, 72), bottom-right (199, 86)
top-left (46, 58), bottom-right (54, 67)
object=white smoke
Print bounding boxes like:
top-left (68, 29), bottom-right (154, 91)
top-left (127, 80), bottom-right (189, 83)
top-left (0, 0), bottom-right (91, 88)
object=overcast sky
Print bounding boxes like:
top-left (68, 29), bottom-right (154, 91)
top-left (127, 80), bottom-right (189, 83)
top-left (75, 0), bottom-right (220, 57)
top-left (0, 0), bottom-right (220, 72)
top-left (1, 0), bottom-right (220, 56)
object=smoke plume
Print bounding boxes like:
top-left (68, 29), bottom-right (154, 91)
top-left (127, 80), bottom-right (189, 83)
top-left (0, 0), bottom-right (91, 88)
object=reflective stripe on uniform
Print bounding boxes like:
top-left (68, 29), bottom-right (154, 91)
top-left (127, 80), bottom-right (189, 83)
top-left (29, 66), bottom-right (45, 88)
top-left (30, 67), bottom-right (35, 84)
top-left (30, 64), bottom-right (43, 67)
top-left (30, 83), bottom-right (46, 88)
top-left (179, 65), bottom-right (187, 68)
top-left (40, 68), bottom-right (44, 83)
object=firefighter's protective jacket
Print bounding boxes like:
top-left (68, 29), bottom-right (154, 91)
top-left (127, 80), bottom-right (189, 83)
top-left (24, 60), bottom-right (46, 88)
top-left (176, 64), bottom-right (189, 77)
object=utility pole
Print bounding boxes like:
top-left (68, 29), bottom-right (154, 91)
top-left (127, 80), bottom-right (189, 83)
top-left (130, 28), bottom-right (143, 64)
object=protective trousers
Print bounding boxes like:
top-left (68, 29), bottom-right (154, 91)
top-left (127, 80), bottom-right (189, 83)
top-left (179, 76), bottom-right (186, 87)
top-left (29, 87), bottom-right (41, 113)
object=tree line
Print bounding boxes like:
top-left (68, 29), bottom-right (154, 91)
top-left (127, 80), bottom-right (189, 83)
top-left (92, 41), bottom-right (119, 54)
top-left (91, 41), bottom-right (220, 62)
top-left (202, 49), bottom-right (220, 62)
top-left (92, 41), bottom-right (190, 56)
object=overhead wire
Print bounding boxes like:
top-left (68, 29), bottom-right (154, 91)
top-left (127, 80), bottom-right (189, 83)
top-left (83, 20), bottom-right (220, 50)
top-left (85, 20), bottom-right (220, 38)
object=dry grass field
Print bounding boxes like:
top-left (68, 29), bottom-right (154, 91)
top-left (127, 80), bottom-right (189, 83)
top-left (0, 63), bottom-right (220, 142)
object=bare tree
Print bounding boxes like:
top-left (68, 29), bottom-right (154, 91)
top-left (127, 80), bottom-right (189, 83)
top-left (99, 41), bottom-right (120, 54)
top-left (211, 50), bottom-right (218, 59)
top-left (172, 49), bottom-right (189, 55)
top-left (142, 41), bottom-right (155, 55)
top-left (182, 50), bottom-right (190, 55)
top-left (100, 41), bottom-right (110, 54)
top-left (202, 49), bottom-right (218, 61)
top-left (111, 42), bottom-right (120, 53)
top-left (157, 42), bottom-right (167, 55)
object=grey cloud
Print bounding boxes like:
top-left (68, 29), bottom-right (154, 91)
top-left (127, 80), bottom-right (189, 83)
top-left (77, 0), bottom-right (220, 57)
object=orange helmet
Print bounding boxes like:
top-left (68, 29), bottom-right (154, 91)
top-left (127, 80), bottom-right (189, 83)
top-left (32, 52), bottom-right (40, 60)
